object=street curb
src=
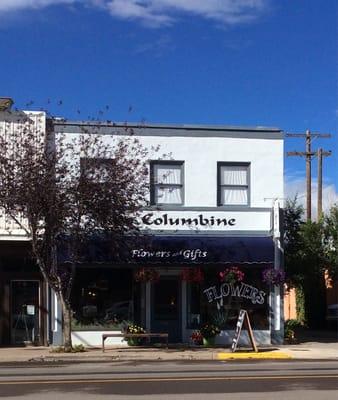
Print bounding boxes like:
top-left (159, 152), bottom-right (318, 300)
top-left (217, 351), bottom-right (293, 360)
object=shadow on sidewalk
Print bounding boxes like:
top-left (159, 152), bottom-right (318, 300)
top-left (294, 329), bottom-right (338, 344)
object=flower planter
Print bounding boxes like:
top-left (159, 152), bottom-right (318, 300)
top-left (203, 337), bottom-right (215, 346)
top-left (127, 338), bottom-right (141, 346)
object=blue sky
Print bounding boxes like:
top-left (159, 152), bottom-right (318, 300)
top-left (0, 0), bottom-right (337, 212)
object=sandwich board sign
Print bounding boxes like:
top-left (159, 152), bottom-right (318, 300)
top-left (231, 309), bottom-right (258, 353)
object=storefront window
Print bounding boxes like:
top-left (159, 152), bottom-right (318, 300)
top-left (187, 283), bottom-right (201, 328)
top-left (71, 268), bottom-right (138, 330)
top-left (186, 267), bottom-right (269, 330)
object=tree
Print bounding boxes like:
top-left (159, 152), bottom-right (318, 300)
top-left (283, 198), bottom-right (304, 286)
top-left (284, 198), bottom-right (335, 328)
top-left (324, 204), bottom-right (338, 279)
top-left (298, 219), bottom-right (328, 328)
top-left (0, 110), bottom-right (150, 351)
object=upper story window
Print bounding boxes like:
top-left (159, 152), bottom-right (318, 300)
top-left (80, 158), bottom-right (113, 183)
top-left (150, 161), bottom-right (184, 205)
top-left (217, 162), bottom-right (250, 206)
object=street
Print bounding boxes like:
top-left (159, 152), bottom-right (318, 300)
top-left (0, 360), bottom-right (337, 399)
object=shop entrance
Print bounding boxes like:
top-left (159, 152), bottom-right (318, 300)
top-left (151, 277), bottom-right (181, 342)
top-left (11, 280), bottom-right (40, 345)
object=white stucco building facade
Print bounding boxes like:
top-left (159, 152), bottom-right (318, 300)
top-left (53, 121), bottom-right (284, 347)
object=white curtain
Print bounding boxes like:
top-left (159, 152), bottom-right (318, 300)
top-left (220, 165), bottom-right (248, 205)
top-left (155, 187), bottom-right (182, 204)
top-left (154, 165), bottom-right (181, 184)
top-left (154, 164), bottom-right (182, 204)
top-left (220, 165), bottom-right (247, 185)
top-left (221, 188), bottom-right (248, 205)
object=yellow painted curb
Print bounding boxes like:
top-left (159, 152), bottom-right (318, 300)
top-left (217, 351), bottom-right (292, 360)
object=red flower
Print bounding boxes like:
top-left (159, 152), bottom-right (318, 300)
top-left (190, 331), bottom-right (203, 344)
top-left (180, 268), bottom-right (204, 283)
top-left (219, 266), bottom-right (245, 283)
top-left (134, 268), bottom-right (160, 283)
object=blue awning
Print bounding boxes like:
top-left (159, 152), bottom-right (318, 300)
top-left (129, 236), bottom-right (274, 264)
top-left (59, 235), bottom-right (274, 265)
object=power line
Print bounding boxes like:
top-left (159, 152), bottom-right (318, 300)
top-left (286, 130), bottom-right (331, 221)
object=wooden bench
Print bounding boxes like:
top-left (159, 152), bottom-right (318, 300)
top-left (102, 332), bottom-right (169, 352)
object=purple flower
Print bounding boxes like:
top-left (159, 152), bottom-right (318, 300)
top-left (262, 268), bottom-right (285, 285)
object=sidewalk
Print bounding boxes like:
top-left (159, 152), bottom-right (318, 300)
top-left (0, 340), bottom-right (337, 363)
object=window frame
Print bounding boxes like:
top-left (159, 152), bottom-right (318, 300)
top-left (217, 162), bottom-right (250, 207)
top-left (80, 157), bottom-right (115, 183)
top-left (150, 160), bottom-right (184, 206)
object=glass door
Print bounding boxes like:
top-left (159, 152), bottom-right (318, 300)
top-left (11, 281), bottom-right (40, 344)
top-left (151, 277), bottom-right (181, 342)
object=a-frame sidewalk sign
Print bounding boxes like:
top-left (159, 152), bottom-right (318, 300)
top-left (231, 309), bottom-right (258, 353)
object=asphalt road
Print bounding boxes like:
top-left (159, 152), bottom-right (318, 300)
top-left (0, 360), bottom-right (337, 399)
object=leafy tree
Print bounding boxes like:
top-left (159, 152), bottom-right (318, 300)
top-left (0, 110), bottom-right (150, 351)
top-left (323, 204), bottom-right (338, 279)
top-left (284, 198), bottom-right (328, 327)
top-left (283, 198), bottom-right (304, 286)
top-left (298, 219), bottom-right (327, 328)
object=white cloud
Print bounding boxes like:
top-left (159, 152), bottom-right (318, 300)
top-left (0, 0), bottom-right (76, 13)
top-left (134, 34), bottom-right (174, 55)
top-left (0, 0), bottom-right (268, 27)
top-left (285, 176), bottom-right (338, 218)
top-left (102, 0), bottom-right (268, 27)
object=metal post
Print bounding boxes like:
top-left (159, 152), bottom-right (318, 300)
top-left (317, 148), bottom-right (323, 221)
top-left (306, 130), bottom-right (312, 221)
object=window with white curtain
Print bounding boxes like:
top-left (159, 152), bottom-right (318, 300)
top-left (151, 162), bottom-right (184, 205)
top-left (218, 163), bottom-right (249, 206)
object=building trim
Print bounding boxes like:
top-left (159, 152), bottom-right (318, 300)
top-left (140, 229), bottom-right (271, 237)
top-left (52, 120), bottom-right (283, 140)
top-left (143, 206), bottom-right (272, 212)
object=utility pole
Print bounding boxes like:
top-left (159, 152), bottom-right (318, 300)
top-left (317, 148), bottom-right (332, 220)
top-left (317, 148), bottom-right (322, 220)
top-left (287, 131), bottom-right (331, 221)
top-left (305, 130), bottom-right (312, 221)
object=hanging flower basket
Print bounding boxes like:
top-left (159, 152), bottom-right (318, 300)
top-left (133, 268), bottom-right (160, 283)
top-left (180, 267), bottom-right (204, 284)
top-left (219, 266), bottom-right (245, 284)
top-left (262, 268), bottom-right (285, 286)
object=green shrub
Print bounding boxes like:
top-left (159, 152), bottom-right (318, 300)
top-left (72, 344), bottom-right (86, 352)
top-left (284, 319), bottom-right (304, 340)
top-left (50, 344), bottom-right (86, 353)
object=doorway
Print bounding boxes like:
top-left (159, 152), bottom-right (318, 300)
top-left (11, 280), bottom-right (40, 345)
top-left (151, 277), bottom-right (181, 342)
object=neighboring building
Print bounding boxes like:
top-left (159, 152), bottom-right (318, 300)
top-left (0, 108), bottom-right (49, 346)
top-left (0, 106), bottom-right (284, 347)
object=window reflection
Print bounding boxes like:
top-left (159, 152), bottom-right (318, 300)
top-left (186, 267), bottom-right (269, 330)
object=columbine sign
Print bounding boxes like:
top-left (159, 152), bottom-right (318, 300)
top-left (141, 213), bottom-right (236, 227)
top-left (138, 210), bottom-right (272, 232)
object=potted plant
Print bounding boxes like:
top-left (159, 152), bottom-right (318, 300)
top-left (190, 330), bottom-right (203, 346)
top-left (123, 323), bottom-right (145, 346)
top-left (200, 323), bottom-right (220, 346)
top-left (284, 319), bottom-right (304, 344)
